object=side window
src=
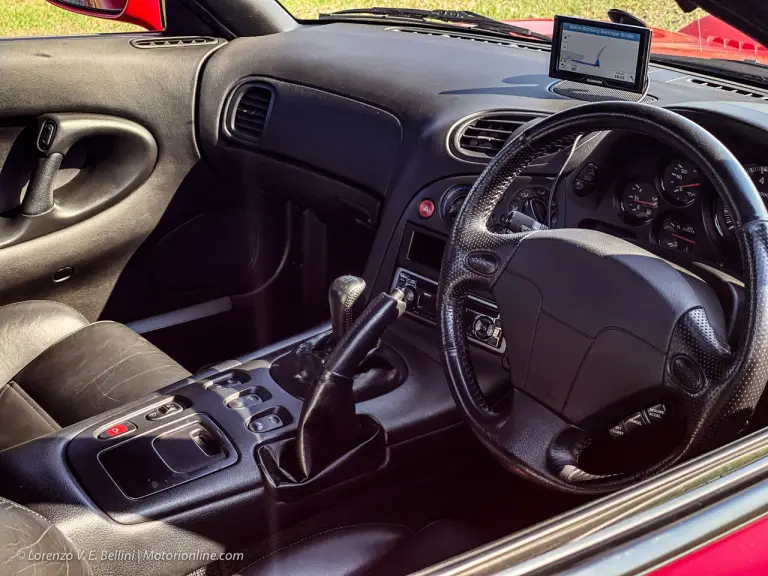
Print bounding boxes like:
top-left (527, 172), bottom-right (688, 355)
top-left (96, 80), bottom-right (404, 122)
top-left (2, 0), bottom-right (143, 37)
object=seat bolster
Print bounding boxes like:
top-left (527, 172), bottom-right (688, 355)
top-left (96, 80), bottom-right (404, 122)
top-left (15, 321), bottom-right (191, 425)
top-left (0, 301), bottom-right (88, 388)
top-left (241, 524), bottom-right (411, 576)
top-left (369, 520), bottom-right (487, 576)
top-left (0, 496), bottom-right (91, 575)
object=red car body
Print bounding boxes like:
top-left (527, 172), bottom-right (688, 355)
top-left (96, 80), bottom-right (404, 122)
top-left (506, 15), bottom-right (768, 64)
top-left (47, 0), bottom-right (768, 66)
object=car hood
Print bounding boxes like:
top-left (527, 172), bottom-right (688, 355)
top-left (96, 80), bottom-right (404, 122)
top-left (504, 15), bottom-right (768, 64)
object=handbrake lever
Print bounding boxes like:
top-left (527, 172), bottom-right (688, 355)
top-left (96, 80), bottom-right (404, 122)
top-left (324, 288), bottom-right (406, 378)
top-left (294, 288), bottom-right (406, 477)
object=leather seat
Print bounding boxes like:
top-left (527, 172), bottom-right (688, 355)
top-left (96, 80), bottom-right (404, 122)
top-left (0, 496), bottom-right (91, 575)
top-left (240, 520), bottom-right (486, 576)
top-left (0, 300), bottom-right (190, 451)
top-left (0, 496), bottom-right (482, 576)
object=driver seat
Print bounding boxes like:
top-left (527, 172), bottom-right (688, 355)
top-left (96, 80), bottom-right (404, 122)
top-left (0, 496), bottom-right (484, 576)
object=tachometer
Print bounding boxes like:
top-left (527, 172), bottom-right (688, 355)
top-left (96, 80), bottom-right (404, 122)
top-left (713, 164), bottom-right (768, 238)
top-left (658, 217), bottom-right (697, 255)
top-left (744, 164), bottom-right (768, 201)
top-left (620, 181), bottom-right (658, 223)
top-left (661, 159), bottom-right (701, 205)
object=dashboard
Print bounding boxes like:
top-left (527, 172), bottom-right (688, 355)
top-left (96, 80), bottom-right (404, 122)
top-left (196, 22), bottom-right (768, 296)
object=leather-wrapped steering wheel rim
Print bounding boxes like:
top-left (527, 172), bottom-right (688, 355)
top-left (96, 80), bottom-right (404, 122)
top-left (438, 101), bottom-right (768, 494)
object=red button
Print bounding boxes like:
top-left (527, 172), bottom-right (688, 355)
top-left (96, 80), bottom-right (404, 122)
top-left (418, 199), bottom-right (435, 219)
top-left (106, 424), bottom-right (129, 437)
top-left (98, 422), bottom-right (136, 440)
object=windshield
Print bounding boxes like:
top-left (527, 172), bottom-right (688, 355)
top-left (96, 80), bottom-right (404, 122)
top-left (282, 1), bottom-right (768, 65)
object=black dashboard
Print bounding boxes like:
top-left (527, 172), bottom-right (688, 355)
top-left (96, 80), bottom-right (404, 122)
top-left (196, 21), bottom-right (768, 297)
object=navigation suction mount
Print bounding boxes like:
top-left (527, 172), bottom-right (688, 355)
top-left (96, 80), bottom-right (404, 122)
top-left (548, 14), bottom-right (652, 95)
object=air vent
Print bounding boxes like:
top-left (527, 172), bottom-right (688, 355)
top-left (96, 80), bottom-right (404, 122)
top-left (388, 27), bottom-right (549, 53)
top-left (687, 77), bottom-right (768, 100)
top-left (131, 37), bottom-right (219, 49)
top-left (452, 112), bottom-right (543, 161)
top-left (226, 83), bottom-right (275, 145)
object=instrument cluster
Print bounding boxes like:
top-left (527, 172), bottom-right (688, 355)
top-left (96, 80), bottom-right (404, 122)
top-left (615, 158), bottom-right (768, 262)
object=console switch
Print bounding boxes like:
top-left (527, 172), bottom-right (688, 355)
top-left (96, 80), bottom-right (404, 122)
top-left (146, 402), bottom-right (183, 421)
top-left (98, 421), bottom-right (136, 440)
top-left (227, 394), bottom-right (262, 410)
top-left (249, 414), bottom-right (284, 433)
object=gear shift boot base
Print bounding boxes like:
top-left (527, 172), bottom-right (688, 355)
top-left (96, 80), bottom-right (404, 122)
top-left (256, 415), bottom-right (387, 502)
top-left (269, 331), bottom-right (406, 403)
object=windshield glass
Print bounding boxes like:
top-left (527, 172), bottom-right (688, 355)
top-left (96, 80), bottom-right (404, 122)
top-left (282, 1), bottom-right (767, 65)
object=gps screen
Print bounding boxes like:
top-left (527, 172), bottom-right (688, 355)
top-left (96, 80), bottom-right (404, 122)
top-left (549, 16), bottom-right (651, 93)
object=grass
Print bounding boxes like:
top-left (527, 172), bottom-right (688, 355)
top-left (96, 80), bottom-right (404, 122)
top-left (0, 0), bottom-right (703, 37)
top-left (282, 0), bottom-right (705, 32)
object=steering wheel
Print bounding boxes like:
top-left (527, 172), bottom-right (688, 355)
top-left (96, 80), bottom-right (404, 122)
top-left (438, 101), bottom-right (768, 494)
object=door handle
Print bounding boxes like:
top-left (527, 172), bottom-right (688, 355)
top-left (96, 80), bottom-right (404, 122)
top-left (23, 119), bottom-right (63, 215)
top-left (0, 113), bottom-right (157, 249)
top-left (23, 114), bottom-right (157, 217)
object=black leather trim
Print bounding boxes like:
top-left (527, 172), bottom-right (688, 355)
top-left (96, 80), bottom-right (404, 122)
top-left (0, 300), bottom-right (87, 386)
top-left (239, 520), bottom-right (484, 576)
top-left (240, 523), bottom-right (409, 576)
top-left (369, 520), bottom-right (487, 576)
top-left (0, 382), bottom-right (60, 451)
top-left (0, 496), bottom-right (91, 575)
top-left (15, 321), bottom-right (191, 426)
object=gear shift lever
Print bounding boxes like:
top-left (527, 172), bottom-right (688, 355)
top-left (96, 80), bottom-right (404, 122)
top-left (294, 288), bottom-right (406, 478)
top-left (328, 275), bottom-right (367, 344)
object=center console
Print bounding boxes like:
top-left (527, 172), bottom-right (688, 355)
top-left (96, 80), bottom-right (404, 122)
top-left (0, 173), bottom-right (520, 575)
top-left (67, 365), bottom-right (303, 521)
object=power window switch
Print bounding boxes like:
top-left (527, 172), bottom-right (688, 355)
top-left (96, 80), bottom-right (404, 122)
top-left (227, 394), bottom-right (262, 410)
top-left (249, 414), bottom-right (284, 434)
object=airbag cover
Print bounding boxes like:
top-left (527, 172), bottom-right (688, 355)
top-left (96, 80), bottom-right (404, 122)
top-left (493, 229), bottom-right (725, 421)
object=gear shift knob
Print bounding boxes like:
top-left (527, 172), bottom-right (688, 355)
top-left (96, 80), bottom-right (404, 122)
top-left (329, 275), bottom-right (367, 343)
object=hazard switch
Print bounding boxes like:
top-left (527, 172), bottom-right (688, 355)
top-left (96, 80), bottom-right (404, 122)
top-left (98, 422), bottom-right (136, 440)
top-left (418, 199), bottom-right (435, 219)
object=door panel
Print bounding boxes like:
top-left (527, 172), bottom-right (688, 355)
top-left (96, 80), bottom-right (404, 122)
top-left (0, 35), bottom-right (224, 321)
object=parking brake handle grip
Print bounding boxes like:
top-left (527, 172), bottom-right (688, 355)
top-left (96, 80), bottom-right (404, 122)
top-left (324, 288), bottom-right (406, 378)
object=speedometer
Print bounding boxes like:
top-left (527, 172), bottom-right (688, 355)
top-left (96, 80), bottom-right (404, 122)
top-left (744, 164), bottom-right (768, 201)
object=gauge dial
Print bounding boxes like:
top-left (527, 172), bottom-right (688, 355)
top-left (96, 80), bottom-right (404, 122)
top-left (744, 164), bottom-right (768, 201)
top-left (658, 217), bottom-right (697, 254)
top-left (620, 181), bottom-right (659, 223)
top-left (662, 160), bottom-right (701, 205)
top-left (714, 197), bottom-right (735, 238)
top-left (507, 186), bottom-right (556, 228)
